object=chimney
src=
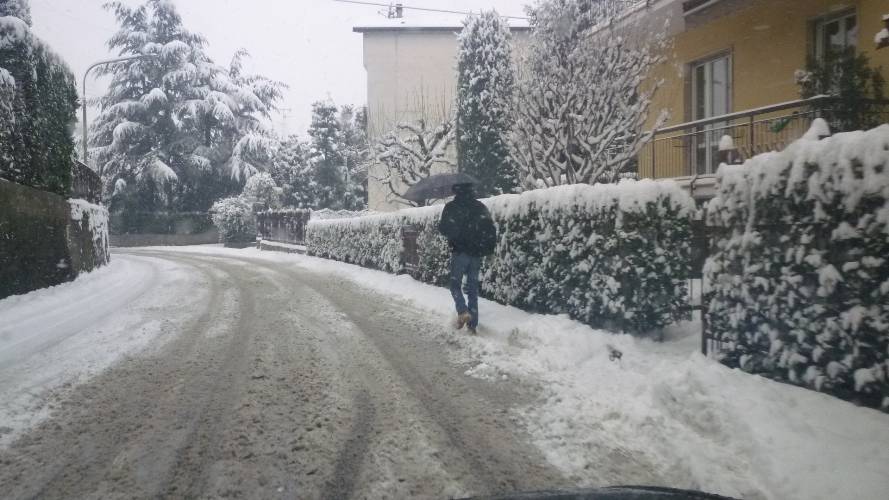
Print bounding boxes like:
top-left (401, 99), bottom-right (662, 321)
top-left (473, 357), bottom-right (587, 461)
top-left (395, 3), bottom-right (404, 19)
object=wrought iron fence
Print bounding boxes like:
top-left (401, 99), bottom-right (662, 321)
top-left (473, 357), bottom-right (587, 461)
top-left (640, 96), bottom-right (889, 179)
top-left (256, 209), bottom-right (312, 245)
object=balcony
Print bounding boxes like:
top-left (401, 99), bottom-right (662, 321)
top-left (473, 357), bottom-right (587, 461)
top-left (638, 96), bottom-right (889, 198)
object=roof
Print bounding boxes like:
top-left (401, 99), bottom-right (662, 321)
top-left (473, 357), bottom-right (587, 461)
top-left (353, 16), bottom-right (531, 33)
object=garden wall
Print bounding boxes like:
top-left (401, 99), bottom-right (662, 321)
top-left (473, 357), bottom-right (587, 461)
top-left (307, 180), bottom-right (696, 334)
top-left (109, 211), bottom-right (218, 247)
top-left (705, 123), bottom-right (889, 411)
top-left (0, 179), bottom-right (109, 299)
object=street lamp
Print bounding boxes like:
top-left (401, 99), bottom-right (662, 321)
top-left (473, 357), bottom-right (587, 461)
top-left (82, 54), bottom-right (156, 172)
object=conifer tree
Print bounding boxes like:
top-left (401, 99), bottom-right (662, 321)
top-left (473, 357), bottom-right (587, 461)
top-left (307, 100), bottom-right (347, 209)
top-left (456, 10), bottom-right (517, 196)
top-left (0, 0), bottom-right (32, 26)
top-left (91, 0), bottom-right (284, 211)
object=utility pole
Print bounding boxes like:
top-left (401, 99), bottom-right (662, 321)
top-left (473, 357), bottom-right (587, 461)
top-left (82, 54), bottom-right (156, 173)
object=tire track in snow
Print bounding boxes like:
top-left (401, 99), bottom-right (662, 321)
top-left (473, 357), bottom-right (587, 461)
top-left (2, 253), bottom-right (230, 499)
top-left (224, 252), bottom-right (565, 498)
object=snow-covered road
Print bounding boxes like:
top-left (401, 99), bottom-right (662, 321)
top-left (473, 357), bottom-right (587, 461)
top-left (1, 246), bottom-right (888, 500)
top-left (0, 248), bottom-right (563, 499)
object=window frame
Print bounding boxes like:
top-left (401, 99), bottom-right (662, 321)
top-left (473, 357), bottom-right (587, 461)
top-left (811, 9), bottom-right (858, 61)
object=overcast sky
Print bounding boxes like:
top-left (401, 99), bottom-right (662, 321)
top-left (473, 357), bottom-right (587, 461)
top-left (30, 0), bottom-right (528, 136)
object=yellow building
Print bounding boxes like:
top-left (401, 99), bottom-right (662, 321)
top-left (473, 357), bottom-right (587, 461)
top-left (639, 0), bottom-right (889, 193)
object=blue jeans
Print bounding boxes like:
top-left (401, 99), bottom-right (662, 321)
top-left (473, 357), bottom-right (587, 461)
top-left (449, 253), bottom-right (481, 329)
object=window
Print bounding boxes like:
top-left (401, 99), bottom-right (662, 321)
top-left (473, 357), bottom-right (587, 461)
top-left (813, 10), bottom-right (858, 60)
top-left (691, 54), bottom-right (731, 174)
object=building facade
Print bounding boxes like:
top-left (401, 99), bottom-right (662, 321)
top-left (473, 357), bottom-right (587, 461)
top-left (354, 1), bottom-right (889, 208)
top-left (353, 18), bottom-right (529, 211)
top-left (640, 0), bottom-right (889, 194)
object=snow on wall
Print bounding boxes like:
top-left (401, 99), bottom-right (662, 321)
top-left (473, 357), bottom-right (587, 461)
top-left (308, 179), bottom-right (696, 333)
top-left (68, 199), bottom-right (110, 269)
top-left (706, 123), bottom-right (889, 411)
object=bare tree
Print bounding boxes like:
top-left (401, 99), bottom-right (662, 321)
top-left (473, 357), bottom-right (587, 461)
top-left (374, 118), bottom-right (456, 207)
top-left (370, 89), bottom-right (457, 207)
top-left (510, 0), bottom-right (670, 188)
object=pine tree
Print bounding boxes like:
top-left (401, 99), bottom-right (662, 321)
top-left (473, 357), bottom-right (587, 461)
top-left (339, 105), bottom-right (370, 209)
top-left (307, 100), bottom-right (348, 209)
top-left (271, 135), bottom-right (320, 209)
top-left (91, 0), bottom-right (284, 212)
top-left (0, 0), bottom-right (32, 26)
top-left (457, 10), bottom-right (517, 196)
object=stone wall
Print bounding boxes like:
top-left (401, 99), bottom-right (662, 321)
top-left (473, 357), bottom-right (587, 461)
top-left (0, 179), bottom-right (109, 299)
top-left (110, 228), bottom-right (219, 248)
top-left (109, 211), bottom-right (219, 247)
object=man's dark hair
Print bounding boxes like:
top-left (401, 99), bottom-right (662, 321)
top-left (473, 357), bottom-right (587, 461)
top-left (452, 183), bottom-right (475, 197)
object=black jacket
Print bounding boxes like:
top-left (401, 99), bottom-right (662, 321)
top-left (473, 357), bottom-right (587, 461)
top-left (438, 194), bottom-right (497, 257)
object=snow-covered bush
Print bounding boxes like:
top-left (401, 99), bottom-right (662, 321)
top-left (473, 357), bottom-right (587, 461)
top-left (243, 172), bottom-right (281, 209)
top-left (509, 0), bottom-right (669, 186)
top-left (308, 180), bottom-right (695, 333)
top-left (706, 122), bottom-right (889, 411)
top-left (210, 196), bottom-right (256, 244)
top-left (0, 13), bottom-right (78, 195)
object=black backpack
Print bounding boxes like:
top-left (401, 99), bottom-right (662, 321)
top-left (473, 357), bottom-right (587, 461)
top-left (467, 203), bottom-right (497, 256)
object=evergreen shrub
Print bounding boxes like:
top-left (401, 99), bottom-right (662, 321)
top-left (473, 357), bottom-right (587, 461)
top-left (706, 124), bottom-right (889, 411)
top-left (308, 180), bottom-right (695, 333)
top-left (0, 16), bottom-right (78, 196)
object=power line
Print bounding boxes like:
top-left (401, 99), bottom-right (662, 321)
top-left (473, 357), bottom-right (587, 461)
top-left (331, 0), bottom-right (529, 20)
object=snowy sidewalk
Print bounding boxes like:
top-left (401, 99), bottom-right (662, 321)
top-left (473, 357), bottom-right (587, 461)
top-left (165, 245), bottom-right (889, 500)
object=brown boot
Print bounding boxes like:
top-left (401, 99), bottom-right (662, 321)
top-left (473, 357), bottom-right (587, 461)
top-left (456, 312), bottom-right (472, 329)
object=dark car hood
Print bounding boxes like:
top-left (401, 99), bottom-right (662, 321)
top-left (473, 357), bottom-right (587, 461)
top-left (463, 485), bottom-right (740, 500)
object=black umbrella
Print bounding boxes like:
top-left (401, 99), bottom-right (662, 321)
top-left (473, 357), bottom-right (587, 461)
top-left (402, 173), bottom-right (479, 202)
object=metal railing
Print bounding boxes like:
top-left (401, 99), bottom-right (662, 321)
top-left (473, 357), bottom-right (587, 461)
top-left (640, 96), bottom-right (889, 179)
top-left (256, 209), bottom-right (312, 245)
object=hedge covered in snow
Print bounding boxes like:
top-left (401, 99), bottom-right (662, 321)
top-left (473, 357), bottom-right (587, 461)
top-left (705, 122), bottom-right (889, 411)
top-left (0, 15), bottom-right (79, 196)
top-left (308, 180), bottom-right (696, 333)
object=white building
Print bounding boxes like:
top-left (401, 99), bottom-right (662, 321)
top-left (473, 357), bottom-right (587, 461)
top-left (353, 16), bottom-right (530, 211)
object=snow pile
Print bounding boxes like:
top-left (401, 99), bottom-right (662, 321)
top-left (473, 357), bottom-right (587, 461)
top-left (706, 123), bottom-right (889, 411)
top-left (311, 208), bottom-right (375, 220)
top-left (0, 255), bottom-right (206, 448)
top-left (68, 199), bottom-right (110, 267)
top-left (308, 179), bottom-right (696, 333)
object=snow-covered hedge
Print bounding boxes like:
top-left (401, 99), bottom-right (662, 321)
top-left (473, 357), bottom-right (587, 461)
top-left (0, 15), bottom-right (78, 196)
top-left (705, 123), bottom-right (889, 411)
top-left (308, 180), bottom-right (696, 333)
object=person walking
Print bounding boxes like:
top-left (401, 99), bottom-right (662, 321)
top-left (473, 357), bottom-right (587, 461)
top-left (438, 183), bottom-right (497, 334)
